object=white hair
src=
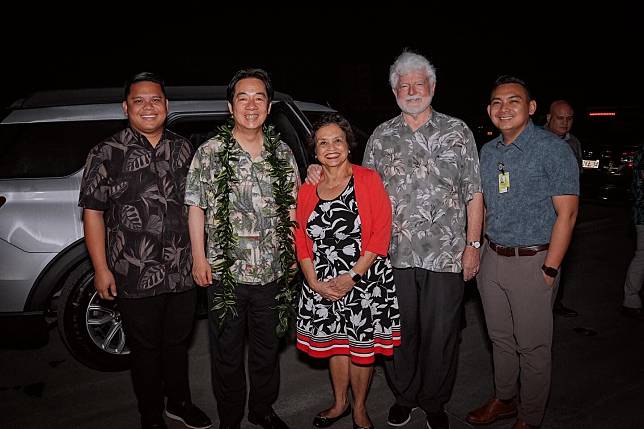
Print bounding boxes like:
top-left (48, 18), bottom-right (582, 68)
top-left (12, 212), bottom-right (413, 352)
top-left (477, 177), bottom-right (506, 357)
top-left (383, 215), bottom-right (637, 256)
top-left (389, 51), bottom-right (437, 89)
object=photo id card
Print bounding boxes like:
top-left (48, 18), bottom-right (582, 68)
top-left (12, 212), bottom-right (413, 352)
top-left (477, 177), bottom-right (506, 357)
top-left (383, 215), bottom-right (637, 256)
top-left (498, 172), bottom-right (510, 193)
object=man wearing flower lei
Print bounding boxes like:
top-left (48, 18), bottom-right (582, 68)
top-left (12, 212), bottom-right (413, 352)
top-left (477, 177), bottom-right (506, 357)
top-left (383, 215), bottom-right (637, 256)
top-left (185, 69), bottom-right (298, 429)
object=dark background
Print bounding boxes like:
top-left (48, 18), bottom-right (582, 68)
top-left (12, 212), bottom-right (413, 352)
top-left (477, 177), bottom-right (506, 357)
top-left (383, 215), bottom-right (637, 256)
top-left (3, 9), bottom-right (642, 138)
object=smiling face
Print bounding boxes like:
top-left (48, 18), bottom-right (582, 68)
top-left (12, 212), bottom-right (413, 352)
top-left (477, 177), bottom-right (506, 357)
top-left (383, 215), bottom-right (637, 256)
top-left (487, 83), bottom-right (537, 144)
top-left (228, 77), bottom-right (271, 131)
top-left (314, 123), bottom-right (350, 168)
top-left (394, 70), bottom-right (434, 115)
top-left (122, 81), bottom-right (168, 141)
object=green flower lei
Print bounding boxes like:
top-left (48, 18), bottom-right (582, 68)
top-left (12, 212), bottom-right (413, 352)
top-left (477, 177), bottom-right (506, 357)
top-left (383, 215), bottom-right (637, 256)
top-left (211, 121), bottom-right (297, 337)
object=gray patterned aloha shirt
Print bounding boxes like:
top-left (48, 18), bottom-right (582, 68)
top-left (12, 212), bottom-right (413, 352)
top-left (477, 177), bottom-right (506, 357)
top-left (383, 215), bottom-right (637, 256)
top-left (185, 135), bottom-right (299, 285)
top-left (363, 111), bottom-right (481, 273)
top-left (78, 128), bottom-right (195, 298)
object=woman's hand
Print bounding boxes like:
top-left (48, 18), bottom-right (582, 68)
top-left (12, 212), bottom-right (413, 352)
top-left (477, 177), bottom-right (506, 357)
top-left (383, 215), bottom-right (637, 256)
top-left (311, 279), bottom-right (346, 301)
top-left (330, 274), bottom-right (355, 298)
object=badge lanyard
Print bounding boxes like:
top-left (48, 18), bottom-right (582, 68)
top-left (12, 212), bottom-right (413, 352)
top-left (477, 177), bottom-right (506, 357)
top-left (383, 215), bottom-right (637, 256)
top-left (498, 162), bottom-right (509, 193)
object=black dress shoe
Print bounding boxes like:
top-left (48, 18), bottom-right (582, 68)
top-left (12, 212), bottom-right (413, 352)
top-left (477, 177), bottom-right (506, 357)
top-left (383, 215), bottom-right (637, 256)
top-left (553, 303), bottom-right (578, 317)
top-left (248, 409), bottom-right (289, 429)
top-left (313, 405), bottom-right (351, 427)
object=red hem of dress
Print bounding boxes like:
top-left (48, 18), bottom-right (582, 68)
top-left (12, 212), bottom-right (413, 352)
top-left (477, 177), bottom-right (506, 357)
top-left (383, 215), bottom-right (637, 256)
top-left (296, 334), bottom-right (401, 365)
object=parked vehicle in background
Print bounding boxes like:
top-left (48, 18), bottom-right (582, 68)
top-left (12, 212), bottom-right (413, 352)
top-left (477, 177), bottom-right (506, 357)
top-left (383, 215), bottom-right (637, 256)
top-left (295, 100), bottom-right (370, 164)
top-left (0, 87), bottom-right (312, 371)
top-left (579, 107), bottom-right (642, 202)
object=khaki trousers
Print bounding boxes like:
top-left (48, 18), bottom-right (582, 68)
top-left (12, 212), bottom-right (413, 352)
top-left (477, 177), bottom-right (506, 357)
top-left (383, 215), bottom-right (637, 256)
top-left (477, 242), bottom-right (558, 426)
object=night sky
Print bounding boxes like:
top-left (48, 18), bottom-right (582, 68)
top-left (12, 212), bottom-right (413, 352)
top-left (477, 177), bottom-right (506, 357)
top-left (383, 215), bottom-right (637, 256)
top-left (3, 10), bottom-right (641, 137)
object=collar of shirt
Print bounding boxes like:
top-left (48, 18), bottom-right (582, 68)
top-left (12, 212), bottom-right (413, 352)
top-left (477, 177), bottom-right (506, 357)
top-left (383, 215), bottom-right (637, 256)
top-left (233, 136), bottom-right (268, 161)
top-left (494, 119), bottom-right (535, 152)
top-left (395, 109), bottom-right (438, 131)
top-left (127, 126), bottom-right (168, 148)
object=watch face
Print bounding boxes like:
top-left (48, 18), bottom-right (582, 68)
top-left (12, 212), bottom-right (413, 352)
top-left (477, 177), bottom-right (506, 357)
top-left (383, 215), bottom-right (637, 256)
top-left (469, 241), bottom-right (481, 249)
top-left (542, 265), bottom-right (558, 277)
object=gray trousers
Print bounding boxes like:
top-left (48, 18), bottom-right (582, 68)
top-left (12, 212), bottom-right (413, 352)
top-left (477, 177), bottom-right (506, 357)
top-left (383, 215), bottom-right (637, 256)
top-left (384, 268), bottom-right (463, 413)
top-left (623, 224), bottom-right (644, 309)
top-left (477, 243), bottom-right (558, 426)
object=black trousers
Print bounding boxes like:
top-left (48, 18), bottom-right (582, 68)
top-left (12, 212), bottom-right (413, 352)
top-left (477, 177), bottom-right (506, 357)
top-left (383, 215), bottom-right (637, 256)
top-left (384, 268), bottom-right (464, 413)
top-left (118, 288), bottom-right (197, 423)
top-left (207, 282), bottom-right (280, 427)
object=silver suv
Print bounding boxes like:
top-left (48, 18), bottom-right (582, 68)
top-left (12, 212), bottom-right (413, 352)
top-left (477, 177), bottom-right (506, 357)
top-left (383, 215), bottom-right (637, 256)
top-left (0, 87), bottom-right (314, 371)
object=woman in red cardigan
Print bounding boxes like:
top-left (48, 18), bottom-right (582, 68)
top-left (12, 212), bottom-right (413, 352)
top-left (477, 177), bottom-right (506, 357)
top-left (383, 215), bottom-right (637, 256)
top-left (295, 113), bottom-right (400, 429)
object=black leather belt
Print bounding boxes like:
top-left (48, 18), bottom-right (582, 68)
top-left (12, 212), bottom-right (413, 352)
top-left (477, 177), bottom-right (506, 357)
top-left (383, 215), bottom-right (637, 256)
top-left (486, 238), bottom-right (549, 257)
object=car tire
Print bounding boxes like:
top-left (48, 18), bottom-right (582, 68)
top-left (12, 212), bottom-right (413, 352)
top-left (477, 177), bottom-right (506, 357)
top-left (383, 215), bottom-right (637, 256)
top-left (57, 259), bottom-right (130, 371)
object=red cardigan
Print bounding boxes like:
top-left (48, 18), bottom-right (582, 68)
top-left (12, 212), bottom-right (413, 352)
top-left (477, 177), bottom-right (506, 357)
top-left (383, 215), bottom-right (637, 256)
top-left (295, 164), bottom-right (392, 262)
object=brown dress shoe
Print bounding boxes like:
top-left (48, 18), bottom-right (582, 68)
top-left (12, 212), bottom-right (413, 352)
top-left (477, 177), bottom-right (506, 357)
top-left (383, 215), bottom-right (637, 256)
top-left (512, 418), bottom-right (538, 428)
top-left (466, 397), bottom-right (517, 425)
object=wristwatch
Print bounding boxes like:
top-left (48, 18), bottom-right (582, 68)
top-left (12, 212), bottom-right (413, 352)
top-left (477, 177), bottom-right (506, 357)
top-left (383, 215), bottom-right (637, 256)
top-left (467, 240), bottom-right (481, 249)
top-left (348, 268), bottom-right (362, 283)
top-left (542, 264), bottom-right (559, 278)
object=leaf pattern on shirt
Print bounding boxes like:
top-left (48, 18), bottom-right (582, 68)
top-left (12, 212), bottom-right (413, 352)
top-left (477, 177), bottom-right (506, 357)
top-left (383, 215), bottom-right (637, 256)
top-left (120, 204), bottom-right (143, 231)
top-left (125, 148), bottom-right (151, 172)
top-left (138, 264), bottom-right (165, 290)
top-left (78, 128), bottom-right (194, 298)
top-left (184, 135), bottom-right (299, 285)
top-left (363, 111), bottom-right (481, 273)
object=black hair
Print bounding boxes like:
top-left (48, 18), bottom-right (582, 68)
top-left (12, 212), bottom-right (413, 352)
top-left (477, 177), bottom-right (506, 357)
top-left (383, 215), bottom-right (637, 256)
top-left (226, 68), bottom-right (274, 104)
top-left (307, 112), bottom-right (358, 159)
top-left (124, 72), bottom-right (166, 100)
top-left (491, 75), bottom-right (531, 101)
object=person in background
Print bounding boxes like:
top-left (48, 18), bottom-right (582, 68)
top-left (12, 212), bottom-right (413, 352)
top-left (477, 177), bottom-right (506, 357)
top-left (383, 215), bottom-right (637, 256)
top-left (622, 140), bottom-right (644, 319)
top-left (545, 100), bottom-right (583, 171)
top-left (544, 99), bottom-right (582, 317)
top-left (467, 76), bottom-right (579, 429)
top-left (79, 72), bottom-right (211, 429)
top-left (185, 68), bottom-right (298, 429)
top-left (295, 113), bottom-right (400, 429)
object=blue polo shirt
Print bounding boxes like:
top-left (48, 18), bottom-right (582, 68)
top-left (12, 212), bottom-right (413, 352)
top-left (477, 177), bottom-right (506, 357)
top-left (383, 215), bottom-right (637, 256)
top-left (481, 121), bottom-right (579, 247)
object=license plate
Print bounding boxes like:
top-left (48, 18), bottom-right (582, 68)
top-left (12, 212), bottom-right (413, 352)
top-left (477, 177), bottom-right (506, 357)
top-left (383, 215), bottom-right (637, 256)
top-left (583, 159), bottom-right (599, 169)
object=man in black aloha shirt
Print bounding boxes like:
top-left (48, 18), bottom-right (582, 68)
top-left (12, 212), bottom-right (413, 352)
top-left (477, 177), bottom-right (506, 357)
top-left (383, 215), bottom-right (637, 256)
top-left (79, 72), bottom-right (211, 429)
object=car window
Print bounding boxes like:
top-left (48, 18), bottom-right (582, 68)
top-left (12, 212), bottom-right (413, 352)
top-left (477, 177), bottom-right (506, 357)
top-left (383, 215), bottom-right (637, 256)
top-left (0, 120), bottom-right (126, 179)
top-left (167, 114), bottom-right (229, 149)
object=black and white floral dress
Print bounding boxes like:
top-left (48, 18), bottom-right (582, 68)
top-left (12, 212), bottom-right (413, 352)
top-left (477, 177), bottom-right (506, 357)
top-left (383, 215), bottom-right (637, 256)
top-left (296, 177), bottom-right (401, 364)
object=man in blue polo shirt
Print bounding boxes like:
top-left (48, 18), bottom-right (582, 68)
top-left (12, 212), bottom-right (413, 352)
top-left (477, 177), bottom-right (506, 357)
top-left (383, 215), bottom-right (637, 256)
top-left (466, 76), bottom-right (579, 429)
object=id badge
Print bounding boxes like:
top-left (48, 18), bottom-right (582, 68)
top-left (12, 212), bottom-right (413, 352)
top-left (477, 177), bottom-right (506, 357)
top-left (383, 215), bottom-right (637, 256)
top-left (498, 172), bottom-right (510, 193)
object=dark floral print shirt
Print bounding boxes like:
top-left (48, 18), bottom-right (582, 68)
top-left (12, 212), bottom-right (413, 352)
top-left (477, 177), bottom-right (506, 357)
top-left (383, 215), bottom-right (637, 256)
top-left (79, 127), bottom-right (195, 298)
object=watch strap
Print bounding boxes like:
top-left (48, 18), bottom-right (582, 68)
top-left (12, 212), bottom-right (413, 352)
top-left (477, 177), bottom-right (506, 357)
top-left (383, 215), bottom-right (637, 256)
top-left (348, 268), bottom-right (362, 283)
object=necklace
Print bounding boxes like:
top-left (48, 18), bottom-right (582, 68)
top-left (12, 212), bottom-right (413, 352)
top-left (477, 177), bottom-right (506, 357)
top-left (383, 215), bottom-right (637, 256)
top-left (212, 120), bottom-right (297, 337)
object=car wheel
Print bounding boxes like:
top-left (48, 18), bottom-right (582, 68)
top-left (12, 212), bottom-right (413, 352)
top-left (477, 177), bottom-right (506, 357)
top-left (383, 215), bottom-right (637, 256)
top-left (57, 259), bottom-right (130, 371)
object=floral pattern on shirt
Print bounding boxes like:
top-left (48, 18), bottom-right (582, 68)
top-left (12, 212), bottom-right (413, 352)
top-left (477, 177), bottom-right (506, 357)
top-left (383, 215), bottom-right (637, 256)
top-left (363, 111), bottom-right (481, 273)
top-left (78, 128), bottom-right (195, 298)
top-left (184, 135), bottom-right (299, 285)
